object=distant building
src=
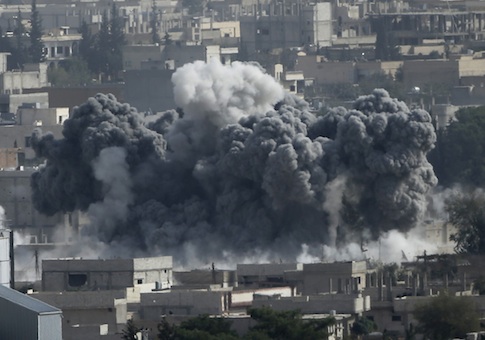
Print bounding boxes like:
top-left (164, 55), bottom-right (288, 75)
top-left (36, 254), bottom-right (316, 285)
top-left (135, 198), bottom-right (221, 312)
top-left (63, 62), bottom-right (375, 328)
top-left (42, 256), bottom-right (173, 291)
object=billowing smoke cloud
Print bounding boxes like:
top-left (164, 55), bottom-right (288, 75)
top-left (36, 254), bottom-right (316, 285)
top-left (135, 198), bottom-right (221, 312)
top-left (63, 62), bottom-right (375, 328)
top-left (30, 59), bottom-right (437, 264)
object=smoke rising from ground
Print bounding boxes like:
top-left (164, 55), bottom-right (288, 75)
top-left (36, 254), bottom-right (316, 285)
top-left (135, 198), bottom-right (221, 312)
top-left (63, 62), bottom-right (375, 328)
top-left (30, 59), bottom-right (438, 264)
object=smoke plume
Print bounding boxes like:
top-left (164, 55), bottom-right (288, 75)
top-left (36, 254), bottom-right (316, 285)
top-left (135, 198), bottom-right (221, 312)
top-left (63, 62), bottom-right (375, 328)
top-left (30, 60), bottom-right (437, 264)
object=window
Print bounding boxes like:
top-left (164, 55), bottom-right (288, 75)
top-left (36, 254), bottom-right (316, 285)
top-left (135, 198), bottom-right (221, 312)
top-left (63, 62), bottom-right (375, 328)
top-left (68, 273), bottom-right (87, 287)
top-left (137, 279), bottom-right (143, 284)
top-left (57, 46), bottom-right (63, 54)
top-left (290, 85), bottom-right (296, 92)
top-left (392, 315), bottom-right (402, 322)
top-left (25, 136), bottom-right (31, 147)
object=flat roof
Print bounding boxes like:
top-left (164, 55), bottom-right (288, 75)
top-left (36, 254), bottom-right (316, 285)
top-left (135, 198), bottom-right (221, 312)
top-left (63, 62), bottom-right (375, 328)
top-left (0, 285), bottom-right (61, 315)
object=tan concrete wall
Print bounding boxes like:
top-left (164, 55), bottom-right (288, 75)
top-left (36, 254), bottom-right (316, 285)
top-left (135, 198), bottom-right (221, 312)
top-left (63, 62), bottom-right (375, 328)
top-left (402, 60), bottom-right (459, 88)
top-left (295, 56), bottom-right (356, 84)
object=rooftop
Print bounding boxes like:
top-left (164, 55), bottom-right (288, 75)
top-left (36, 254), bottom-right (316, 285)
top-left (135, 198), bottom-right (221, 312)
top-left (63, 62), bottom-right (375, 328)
top-left (0, 285), bottom-right (61, 315)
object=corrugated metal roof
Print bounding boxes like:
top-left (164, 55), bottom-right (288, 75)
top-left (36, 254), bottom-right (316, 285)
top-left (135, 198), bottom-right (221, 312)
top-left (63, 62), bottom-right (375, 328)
top-left (0, 285), bottom-right (61, 315)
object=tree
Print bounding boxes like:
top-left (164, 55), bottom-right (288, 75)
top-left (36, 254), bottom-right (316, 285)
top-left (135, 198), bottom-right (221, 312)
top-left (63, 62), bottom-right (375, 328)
top-left (78, 20), bottom-right (96, 71)
top-left (12, 9), bottom-right (27, 69)
top-left (47, 58), bottom-right (93, 87)
top-left (428, 106), bottom-right (485, 187)
top-left (445, 190), bottom-right (485, 254)
top-left (95, 10), bottom-right (111, 78)
top-left (157, 315), bottom-right (239, 339)
top-left (122, 318), bottom-right (140, 340)
top-left (150, 2), bottom-right (161, 44)
top-left (351, 316), bottom-right (377, 339)
top-left (108, 3), bottom-right (125, 78)
top-left (29, 0), bottom-right (44, 63)
top-left (245, 307), bottom-right (335, 340)
top-left (413, 294), bottom-right (479, 340)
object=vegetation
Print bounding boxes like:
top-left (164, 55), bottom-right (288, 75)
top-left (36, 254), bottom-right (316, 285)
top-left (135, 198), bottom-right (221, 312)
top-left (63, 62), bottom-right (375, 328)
top-left (445, 190), bottom-right (485, 254)
top-left (77, 4), bottom-right (126, 81)
top-left (122, 318), bottom-right (140, 340)
top-left (351, 316), bottom-right (377, 339)
top-left (47, 58), bottom-right (93, 86)
top-left (428, 106), bottom-right (485, 187)
top-left (150, 2), bottom-right (161, 44)
top-left (413, 294), bottom-right (479, 340)
top-left (29, 0), bottom-right (44, 63)
top-left (245, 307), bottom-right (335, 339)
top-left (158, 315), bottom-right (239, 339)
top-left (157, 308), bottom-right (335, 339)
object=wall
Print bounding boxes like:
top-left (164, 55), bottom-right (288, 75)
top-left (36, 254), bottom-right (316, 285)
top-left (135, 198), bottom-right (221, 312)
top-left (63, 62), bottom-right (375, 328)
top-left (0, 286), bottom-right (62, 340)
top-left (301, 261), bottom-right (367, 295)
top-left (252, 293), bottom-right (369, 314)
top-left (0, 169), bottom-right (65, 235)
top-left (17, 107), bottom-right (69, 126)
top-left (295, 56), bottom-right (356, 85)
top-left (123, 69), bottom-right (176, 113)
top-left (141, 290), bottom-right (226, 318)
top-left (402, 59), bottom-right (459, 88)
top-left (123, 45), bottom-right (163, 71)
top-left (32, 290), bottom-right (126, 339)
top-left (42, 258), bottom-right (134, 291)
top-left (133, 256), bottom-right (173, 287)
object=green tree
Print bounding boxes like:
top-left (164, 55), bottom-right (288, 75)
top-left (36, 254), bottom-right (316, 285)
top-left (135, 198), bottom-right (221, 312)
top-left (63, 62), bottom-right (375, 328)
top-left (245, 307), bottom-right (334, 340)
top-left (122, 318), bottom-right (139, 340)
top-left (351, 316), bottom-right (377, 339)
top-left (95, 10), bottom-right (111, 78)
top-left (48, 58), bottom-right (93, 87)
top-left (12, 9), bottom-right (27, 69)
top-left (157, 315), bottom-right (239, 340)
top-left (445, 190), bottom-right (485, 254)
top-left (29, 0), bottom-right (44, 63)
top-left (108, 3), bottom-right (125, 78)
top-left (429, 106), bottom-right (485, 187)
top-left (413, 294), bottom-right (479, 340)
top-left (78, 20), bottom-right (96, 72)
top-left (473, 276), bottom-right (485, 295)
top-left (150, 2), bottom-right (161, 44)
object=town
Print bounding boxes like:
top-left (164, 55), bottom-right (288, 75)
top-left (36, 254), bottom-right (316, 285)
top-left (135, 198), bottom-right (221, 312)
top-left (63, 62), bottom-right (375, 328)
top-left (0, 0), bottom-right (484, 338)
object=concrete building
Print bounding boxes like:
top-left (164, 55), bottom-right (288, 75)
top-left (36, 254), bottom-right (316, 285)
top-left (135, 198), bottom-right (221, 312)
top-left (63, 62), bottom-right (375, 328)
top-left (123, 69), bottom-right (176, 113)
top-left (0, 63), bottom-right (49, 95)
top-left (31, 290), bottom-right (127, 340)
top-left (252, 292), bottom-right (371, 315)
top-left (275, 64), bottom-right (305, 98)
top-left (0, 169), bottom-right (66, 240)
top-left (0, 284), bottom-right (62, 340)
top-left (42, 256), bottom-right (173, 291)
top-left (237, 262), bottom-right (303, 288)
top-left (17, 107), bottom-right (69, 127)
top-left (173, 268), bottom-right (237, 289)
top-left (240, 2), bottom-right (333, 55)
top-left (300, 261), bottom-right (368, 295)
top-left (141, 289), bottom-right (230, 318)
top-left (42, 26), bottom-right (82, 68)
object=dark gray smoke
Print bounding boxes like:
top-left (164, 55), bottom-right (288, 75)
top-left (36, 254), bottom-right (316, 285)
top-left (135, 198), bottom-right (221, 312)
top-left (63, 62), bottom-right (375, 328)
top-left (31, 60), bottom-right (437, 263)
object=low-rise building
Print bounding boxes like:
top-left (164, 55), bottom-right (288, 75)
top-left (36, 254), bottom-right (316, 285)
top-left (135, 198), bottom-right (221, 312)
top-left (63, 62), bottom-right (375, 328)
top-left (42, 256), bottom-right (173, 292)
top-left (0, 284), bottom-right (62, 340)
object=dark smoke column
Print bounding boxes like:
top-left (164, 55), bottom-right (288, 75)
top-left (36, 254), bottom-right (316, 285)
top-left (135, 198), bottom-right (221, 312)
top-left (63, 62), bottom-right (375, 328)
top-left (30, 60), bottom-right (437, 263)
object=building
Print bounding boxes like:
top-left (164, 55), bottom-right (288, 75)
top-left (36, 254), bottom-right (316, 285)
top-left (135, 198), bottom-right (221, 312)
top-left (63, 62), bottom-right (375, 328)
top-left (32, 290), bottom-right (127, 340)
top-left (41, 256), bottom-right (173, 291)
top-left (299, 261), bottom-right (368, 295)
top-left (0, 284), bottom-right (62, 340)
